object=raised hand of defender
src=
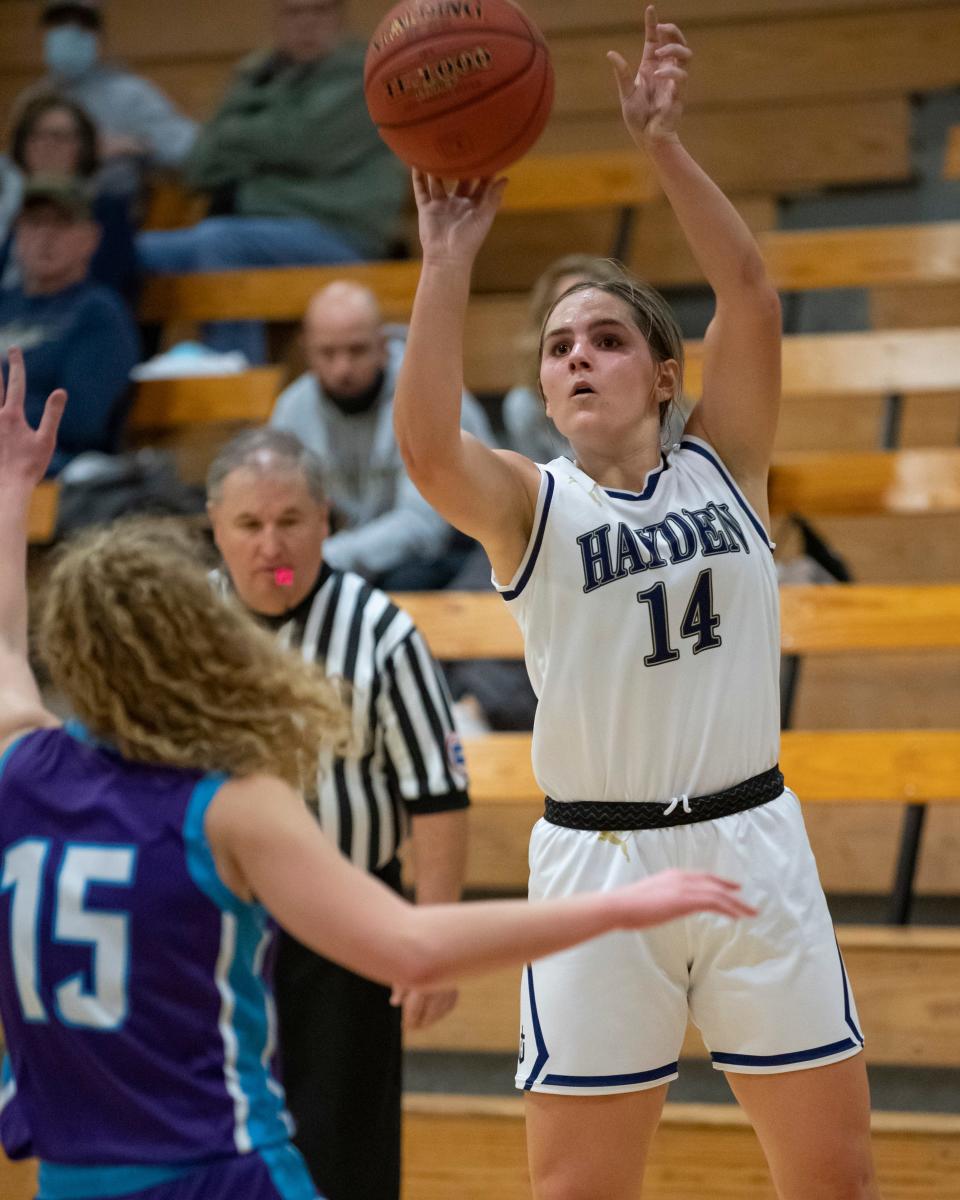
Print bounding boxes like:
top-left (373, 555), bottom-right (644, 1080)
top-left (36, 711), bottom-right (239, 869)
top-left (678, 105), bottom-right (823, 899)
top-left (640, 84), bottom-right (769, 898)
top-left (412, 170), bottom-right (508, 266)
top-left (0, 348), bottom-right (66, 488)
top-left (618, 869), bottom-right (758, 928)
top-left (608, 4), bottom-right (691, 146)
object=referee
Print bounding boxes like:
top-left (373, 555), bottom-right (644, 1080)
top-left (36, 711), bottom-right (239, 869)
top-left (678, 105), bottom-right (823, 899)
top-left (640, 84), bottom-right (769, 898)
top-left (206, 428), bottom-right (469, 1200)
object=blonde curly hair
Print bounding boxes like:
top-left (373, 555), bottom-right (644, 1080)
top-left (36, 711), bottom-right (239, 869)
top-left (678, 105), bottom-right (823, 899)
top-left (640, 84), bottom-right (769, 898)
top-left (37, 518), bottom-right (353, 790)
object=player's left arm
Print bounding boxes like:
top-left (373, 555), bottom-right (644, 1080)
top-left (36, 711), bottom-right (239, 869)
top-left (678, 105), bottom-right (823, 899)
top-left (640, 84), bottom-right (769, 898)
top-left (0, 349), bottom-right (65, 747)
top-left (612, 7), bottom-right (781, 519)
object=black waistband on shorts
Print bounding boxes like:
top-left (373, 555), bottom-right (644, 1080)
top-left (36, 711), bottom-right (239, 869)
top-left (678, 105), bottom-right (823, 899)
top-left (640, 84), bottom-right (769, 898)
top-left (543, 764), bottom-right (784, 831)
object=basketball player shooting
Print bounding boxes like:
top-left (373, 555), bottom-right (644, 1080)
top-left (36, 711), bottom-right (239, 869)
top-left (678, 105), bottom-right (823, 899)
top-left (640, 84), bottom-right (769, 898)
top-left (0, 346), bottom-right (754, 1199)
top-left (394, 5), bottom-right (882, 1199)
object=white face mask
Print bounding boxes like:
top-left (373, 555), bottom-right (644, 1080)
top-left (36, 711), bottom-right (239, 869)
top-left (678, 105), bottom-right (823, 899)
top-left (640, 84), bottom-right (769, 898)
top-left (44, 26), bottom-right (99, 79)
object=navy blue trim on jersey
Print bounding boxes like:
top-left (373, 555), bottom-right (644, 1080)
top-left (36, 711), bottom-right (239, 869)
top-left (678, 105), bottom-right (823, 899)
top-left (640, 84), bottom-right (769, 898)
top-left (603, 457), bottom-right (667, 502)
top-left (679, 439), bottom-right (774, 551)
top-left (837, 939), bottom-right (864, 1045)
top-left (541, 1062), bottom-right (678, 1088)
top-left (521, 964), bottom-right (550, 1090)
top-left (710, 1037), bottom-right (859, 1068)
top-left (502, 470), bottom-right (555, 602)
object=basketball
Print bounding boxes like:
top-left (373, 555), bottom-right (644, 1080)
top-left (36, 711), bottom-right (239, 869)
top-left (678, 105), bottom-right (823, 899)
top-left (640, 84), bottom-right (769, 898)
top-left (364, 0), bottom-right (554, 177)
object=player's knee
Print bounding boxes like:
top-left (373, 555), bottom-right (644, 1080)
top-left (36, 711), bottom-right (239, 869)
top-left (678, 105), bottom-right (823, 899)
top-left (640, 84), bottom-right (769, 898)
top-left (798, 1148), bottom-right (878, 1200)
top-left (532, 1165), bottom-right (636, 1200)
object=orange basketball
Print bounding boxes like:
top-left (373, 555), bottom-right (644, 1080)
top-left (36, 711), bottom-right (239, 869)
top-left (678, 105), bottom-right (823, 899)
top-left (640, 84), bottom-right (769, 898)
top-left (364, 0), bottom-right (554, 177)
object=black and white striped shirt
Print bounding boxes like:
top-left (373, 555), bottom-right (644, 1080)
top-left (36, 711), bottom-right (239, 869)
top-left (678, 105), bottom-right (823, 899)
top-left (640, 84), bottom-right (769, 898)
top-left (216, 565), bottom-right (469, 870)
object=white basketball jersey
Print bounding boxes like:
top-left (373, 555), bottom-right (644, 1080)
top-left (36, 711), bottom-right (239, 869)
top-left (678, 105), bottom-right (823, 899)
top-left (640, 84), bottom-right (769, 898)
top-left (495, 437), bottom-right (781, 803)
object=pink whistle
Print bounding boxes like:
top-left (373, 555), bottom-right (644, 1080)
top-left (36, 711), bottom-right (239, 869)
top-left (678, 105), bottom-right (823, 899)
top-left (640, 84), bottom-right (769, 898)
top-left (273, 568), bottom-right (294, 587)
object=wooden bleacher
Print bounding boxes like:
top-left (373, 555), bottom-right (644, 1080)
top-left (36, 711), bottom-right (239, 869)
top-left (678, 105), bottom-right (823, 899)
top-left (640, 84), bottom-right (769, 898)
top-left (126, 366), bottom-right (282, 431)
top-left (400, 1095), bottom-right (960, 1200)
top-left (465, 322), bottom-right (960, 401)
top-left (767, 448), bottom-right (960, 516)
top-left (5, 1096), bottom-right (957, 1200)
top-left (138, 220), bottom-right (960, 335)
top-left (25, 368), bottom-right (285, 543)
top-left (27, 482), bottom-right (59, 546)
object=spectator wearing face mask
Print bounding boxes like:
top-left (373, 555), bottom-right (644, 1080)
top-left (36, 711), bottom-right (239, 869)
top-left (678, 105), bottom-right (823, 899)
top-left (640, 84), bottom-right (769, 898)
top-left (12, 0), bottom-right (198, 197)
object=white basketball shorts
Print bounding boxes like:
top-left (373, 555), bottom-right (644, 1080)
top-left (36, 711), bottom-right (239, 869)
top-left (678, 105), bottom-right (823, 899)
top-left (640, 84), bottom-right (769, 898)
top-left (516, 789), bottom-right (864, 1096)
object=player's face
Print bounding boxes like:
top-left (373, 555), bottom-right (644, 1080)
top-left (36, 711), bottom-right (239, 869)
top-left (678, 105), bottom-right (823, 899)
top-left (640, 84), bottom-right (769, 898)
top-left (209, 467), bottom-right (329, 616)
top-left (303, 311), bottom-right (388, 402)
top-left (539, 289), bottom-right (670, 450)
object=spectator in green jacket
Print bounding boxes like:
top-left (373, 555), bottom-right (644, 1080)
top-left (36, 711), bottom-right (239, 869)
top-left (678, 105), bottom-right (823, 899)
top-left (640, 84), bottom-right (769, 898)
top-left (137, 0), bottom-right (409, 363)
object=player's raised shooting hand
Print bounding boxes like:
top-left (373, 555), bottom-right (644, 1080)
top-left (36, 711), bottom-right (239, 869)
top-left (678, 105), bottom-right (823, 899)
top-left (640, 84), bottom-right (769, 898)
top-left (413, 170), bottom-right (508, 267)
top-left (0, 348), bottom-right (66, 490)
top-left (608, 4), bottom-right (691, 148)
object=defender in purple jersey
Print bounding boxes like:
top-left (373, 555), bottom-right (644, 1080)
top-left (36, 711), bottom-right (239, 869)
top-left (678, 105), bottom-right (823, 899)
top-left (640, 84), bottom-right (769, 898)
top-left (0, 348), bottom-right (755, 1200)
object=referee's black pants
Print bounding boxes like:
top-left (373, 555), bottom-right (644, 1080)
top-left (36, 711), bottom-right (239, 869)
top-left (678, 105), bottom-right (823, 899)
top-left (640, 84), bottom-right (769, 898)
top-left (274, 858), bottom-right (403, 1200)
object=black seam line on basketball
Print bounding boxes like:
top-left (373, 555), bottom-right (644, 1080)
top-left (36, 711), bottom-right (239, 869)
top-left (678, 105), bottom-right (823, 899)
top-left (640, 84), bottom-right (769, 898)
top-left (394, 54), bottom-right (552, 174)
top-left (366, 24), bottom-right (546, 78)
top-left (375, 44), bottom-right (543, 131)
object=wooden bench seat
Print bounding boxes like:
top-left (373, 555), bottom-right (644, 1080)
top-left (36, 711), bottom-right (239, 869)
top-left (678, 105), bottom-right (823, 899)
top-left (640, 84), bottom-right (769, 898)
top-left (767, 448), bottom-right (960, 516)
top-left (25, 370), bottom-right (285, 543)
top-left (28, 432), bottom-right (960, 548)
top-left (407, 925), bottom-right (960, 1067)
top-left (464, 322), bottom-right (960, 402)
top-left (127, 366), bottom-right (283, 430)
top-left (139, 260), bottom-right (421, 325)
top-left (390, 584), bottom-right (960, 660)
top-left (139, 222), bottom-right (960, 331)
top-left (7, 1093), bottom-right (958, 1200)
top-left (402, 1094), bottom-right (960, 1200)
top-left (27, 483), bottom-right (59, 546)
top-left (450, 728), bottom-right (960, 809)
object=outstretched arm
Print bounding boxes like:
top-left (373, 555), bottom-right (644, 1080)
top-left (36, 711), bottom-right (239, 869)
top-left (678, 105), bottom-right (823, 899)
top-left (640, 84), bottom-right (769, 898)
top-left (0, 349), bottom-right (66, 746)
top-left (394, 173), bottom-right (542, 584)
top-left (610, 5), bottom-right (781, 514)
top-left (210, 775), bottom-right (757, 991)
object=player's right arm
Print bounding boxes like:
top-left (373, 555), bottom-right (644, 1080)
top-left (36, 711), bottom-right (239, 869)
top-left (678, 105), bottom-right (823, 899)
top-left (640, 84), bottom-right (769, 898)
top-left (394, 172), bottom-right (542, 585)
top-left (208, 774), bottom-right (756, 991)
top-left (0, 349), bottom-right (65, 752)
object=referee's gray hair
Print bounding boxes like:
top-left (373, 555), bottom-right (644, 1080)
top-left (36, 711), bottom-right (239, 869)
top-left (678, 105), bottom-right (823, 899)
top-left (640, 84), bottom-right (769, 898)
top-left (206, 428), bottom-right (327, 506)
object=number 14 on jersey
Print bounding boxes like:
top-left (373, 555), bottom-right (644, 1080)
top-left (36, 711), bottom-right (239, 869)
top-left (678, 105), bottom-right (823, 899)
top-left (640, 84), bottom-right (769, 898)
top-left (636, 568), bottom-right (722, 666)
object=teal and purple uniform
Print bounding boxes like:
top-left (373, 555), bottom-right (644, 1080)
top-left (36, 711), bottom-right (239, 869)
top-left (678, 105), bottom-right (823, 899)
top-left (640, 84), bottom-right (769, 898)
top-left (0, 723), bottom-right (319, 1199)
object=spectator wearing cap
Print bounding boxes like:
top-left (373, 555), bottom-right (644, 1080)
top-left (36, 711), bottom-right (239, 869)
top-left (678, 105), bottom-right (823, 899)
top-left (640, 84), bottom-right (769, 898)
top-left (0, 176), bottom-right (140, 475)
top-left (137, 0), bottom-right (408, 364)
top-left (0, 93), bottom-right (138, 301)
top-left (13, 0), bottom-right (197, 197)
